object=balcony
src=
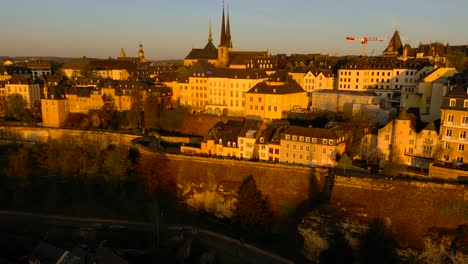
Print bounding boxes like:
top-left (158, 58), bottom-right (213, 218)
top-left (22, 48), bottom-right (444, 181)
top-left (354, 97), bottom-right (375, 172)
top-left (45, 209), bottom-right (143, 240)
top-left (442, 136), bottom-right (467, 143)
top-left (442, 121), bottom-right (468, 128)
top-left (404, 151), bottom-right (434, 159)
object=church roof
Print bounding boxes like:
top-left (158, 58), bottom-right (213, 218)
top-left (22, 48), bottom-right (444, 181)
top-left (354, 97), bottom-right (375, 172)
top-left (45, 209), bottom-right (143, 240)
top-left (185, 41), bottom-right (218, 60)
top-left (383, 30), bottom-right (404, 56)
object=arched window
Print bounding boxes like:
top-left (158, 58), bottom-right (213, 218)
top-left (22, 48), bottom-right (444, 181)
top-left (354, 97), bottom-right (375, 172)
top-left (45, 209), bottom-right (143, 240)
top-left (227, 141), bottom-right (231, 147)
top-left (233, 142), bottom-right (237, 148)
top-left (219, 138), bottom-right (222, 145)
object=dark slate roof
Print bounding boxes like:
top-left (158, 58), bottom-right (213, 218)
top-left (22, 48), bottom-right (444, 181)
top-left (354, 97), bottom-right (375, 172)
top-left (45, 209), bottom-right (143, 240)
top-left (228, 51), bottom-right (269, 65)
top-left (282, 126), bottom-right (343, 140)
top-left (312, 89), bottom-right (378, 96)
top-left (444, 85), bottom-right (468, 99)
top-left (185, 41), bottom-right (218, 60)
top-left (338, 57), bottom-right (431, 70)
top-left (65, 86), bottom-right (93, 97)
top-left (383, 30), bottom-right (404, 56)
top-left (246, 81), bottom-right (306, 95)
top-left (239, 118), bottom-right (263, 138)
top-left (46, 85), bottom-right (68, 100)
top-left (256, 126), bottom-right (275, 144)
top-left (269, 70), bottom-right (290, 82)
top-left (212, 68), bottom-right (268, 79)
top-left (7, 77), bottom-right (34, 84)
top-left (188, 60), bottom-right (216, 76)
top-left (155, 71), bottom-right (179, 82)
top-left (205, 120), bottom-right (244, 147)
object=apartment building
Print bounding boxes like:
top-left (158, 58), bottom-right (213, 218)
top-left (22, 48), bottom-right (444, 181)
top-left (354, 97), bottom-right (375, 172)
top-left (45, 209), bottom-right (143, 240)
top-left (336, 57), bottom-right (433, 108)
top-left (377, 108), bottom-right (439, 169)
top-left (279, 126), bottom-right (347, 167)
top-left (5, 77), bottom-right (41, 108)
top-left (244, 80), bottom-right (308, 119)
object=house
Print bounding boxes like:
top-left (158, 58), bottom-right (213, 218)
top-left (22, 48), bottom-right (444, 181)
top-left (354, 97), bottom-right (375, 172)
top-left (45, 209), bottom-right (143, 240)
top-left (279, 126), bottom-right (347, 167)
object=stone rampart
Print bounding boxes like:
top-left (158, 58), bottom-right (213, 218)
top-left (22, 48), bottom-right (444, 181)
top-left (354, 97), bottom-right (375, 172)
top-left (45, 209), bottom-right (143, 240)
top-left (138, 145), bottom-right (328, 217)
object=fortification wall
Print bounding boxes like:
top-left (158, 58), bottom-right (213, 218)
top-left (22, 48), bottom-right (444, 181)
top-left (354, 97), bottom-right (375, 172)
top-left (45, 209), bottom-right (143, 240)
top-left (331, 175), bottom-right (467, 248)
top-left (138, 145), bottom-right (328, 217)
top-left (0, 126), bottom-right (140, 146)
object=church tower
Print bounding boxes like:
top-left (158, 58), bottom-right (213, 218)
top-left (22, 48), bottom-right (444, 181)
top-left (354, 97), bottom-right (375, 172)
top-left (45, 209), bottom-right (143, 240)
top-left (119, 48), bottom-right (126, 58)
top-left (138, 43), bottom-right (147, 62)
top-left (217, 3), bottom-right (230, 67)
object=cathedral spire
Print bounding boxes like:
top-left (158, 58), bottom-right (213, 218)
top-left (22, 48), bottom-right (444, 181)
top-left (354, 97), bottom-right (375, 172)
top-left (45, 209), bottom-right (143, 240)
top-left (226, 6), bottom-right (232, 48)
top-left (208, 19), bottom-right (213, 43)
top-left (219, 1), bottom-right (227, 47)
top-left (119, 48), bottom-right (126, 58)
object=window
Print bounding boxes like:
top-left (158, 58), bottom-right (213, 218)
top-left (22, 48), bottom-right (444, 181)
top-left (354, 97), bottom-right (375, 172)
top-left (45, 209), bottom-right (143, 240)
top-left (286, 144), bottom-right (289, 149)
top-left (462, 116), bottom-right (468, 124)
top-left (409, 139), bottom-right (414, 145)
top-left (457, 157), bottom-right (464, 164)
top-left (299, 136), bottom-right (304, 142)
top-left (292, 135), bottom-right (298, 141)
top-left (293, 145), bottom-right (296, 150)
top-left (285, 135), bottom-right (290, 140)
top-left (458, 144), bottom-right (465, 151)
top-left (447, 115), bottom-right (454, 122)
top-left (446, 129), bottom-right (453, 137)
top-left (306, 146), bottom-right (310, 151)
top-left (300, 145), bottom-right (303, 151)
top-left (329, 140), bottom-right (334, 145)
top-left (445, 142), bottom-right (451, 149)
top-left (461, 131), bottom-right (467, 139)
top-left (312, 138), bottom-right (317, 143)
top-left (385, 134), bottom-right (390, 141)
top-left (323, 139), bottom-right (328, 144)
top-left (464, 100), bottom-right (468, 108)
top-left (449, 99), bottom-right (456, 107)
top-left (408, 148), bottom-right (413, 154)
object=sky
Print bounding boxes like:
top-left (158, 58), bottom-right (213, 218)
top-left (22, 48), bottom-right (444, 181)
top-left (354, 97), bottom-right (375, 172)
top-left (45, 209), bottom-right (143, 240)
top-left (1, 0), bottom-right (467, 60)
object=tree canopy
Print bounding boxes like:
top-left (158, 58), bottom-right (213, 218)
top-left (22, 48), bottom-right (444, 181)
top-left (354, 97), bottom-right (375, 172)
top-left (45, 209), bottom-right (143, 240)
top-left (6, 94), bottom-right (27, 121)
top-left (233, 175), bottom-right (271, 233)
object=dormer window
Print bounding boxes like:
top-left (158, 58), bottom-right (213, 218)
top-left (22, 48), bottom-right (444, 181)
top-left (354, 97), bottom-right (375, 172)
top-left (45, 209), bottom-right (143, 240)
top-left (464, 100), bottom-right (468, 108)
top-left (312, 138), bottom-right (317, 143)
top-left (305, 137), bottom-right (310, 142)
top-left (219, 138), bottom-right (222, 145)
top-left (227, 141), bottom-right (231, 147)
top-left (233, 142), bottom-right (236, 148)
top-left (285, 135), bottom-right (290, 140)
top-left (329, 140), bottom-right (334, 145)
top-left (260, 137), bottom-right (264, 143)
top-left (449, 99), bottom-right (456, 107)
top-left (323, 139), bottom-right (328, 144)
top-left (299, 136), bottom-right (304, 142)
top-left (292, 135), bottom-right (298, 141)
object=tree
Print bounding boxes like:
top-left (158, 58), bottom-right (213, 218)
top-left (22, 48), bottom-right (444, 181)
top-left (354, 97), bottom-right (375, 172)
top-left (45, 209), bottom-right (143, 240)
top-left (4, 146), bottom-right (30, 180)
top-left (383, 145), bottom-right (407, 177)
top-left (128, 91), bottom-right (144, 130)
top-left (447, 51), bottom-right (467, 73)
top-left (100, 94), bottom-right (116, 129)
top-left (233, 175), bottom-right (272, 234)
top-left (6, 94), bottom-right (27, 121)
top-left (359, 218), bottom-right (398, 264)
top-left (101, 145), bottom-right (132, 185)
top-left (144, 95), bottom-right (161, 130)
top-left (337, 153), bottom-right (352, 175)
top-left (320, 231), bottom-right (354, 264)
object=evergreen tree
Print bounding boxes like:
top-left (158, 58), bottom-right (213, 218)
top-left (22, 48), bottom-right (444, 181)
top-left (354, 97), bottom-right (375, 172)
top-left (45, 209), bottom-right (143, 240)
top-left (320, 231), bottom-right (354, 264)
top-left (233, 175), bottom-right (271, 233)
top-left (359, 218), bottom-right (398, 264)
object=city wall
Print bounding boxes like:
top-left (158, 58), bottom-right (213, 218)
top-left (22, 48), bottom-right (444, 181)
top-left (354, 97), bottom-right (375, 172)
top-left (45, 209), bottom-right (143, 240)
top-left (1, 126), bottom-right (466, 247)
top-left (138, 145), bottom-right (328, 217)
top-left (331, 175), bottom-right (467, 248)
top-left (0, 125), bottom-right (140, 146)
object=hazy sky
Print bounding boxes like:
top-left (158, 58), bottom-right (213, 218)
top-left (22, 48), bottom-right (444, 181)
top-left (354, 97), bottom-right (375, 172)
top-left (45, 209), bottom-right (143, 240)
top-left (1, 0), bottom-right (467, 60)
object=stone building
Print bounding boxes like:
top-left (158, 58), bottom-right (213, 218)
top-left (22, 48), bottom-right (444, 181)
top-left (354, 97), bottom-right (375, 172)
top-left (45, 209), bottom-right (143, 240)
top-left (279, 126), bottom-right (347, 167)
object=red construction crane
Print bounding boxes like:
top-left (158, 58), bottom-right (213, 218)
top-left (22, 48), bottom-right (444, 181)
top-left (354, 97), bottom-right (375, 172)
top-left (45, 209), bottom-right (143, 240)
top-left (346, 36), bottom-right (386, 56)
